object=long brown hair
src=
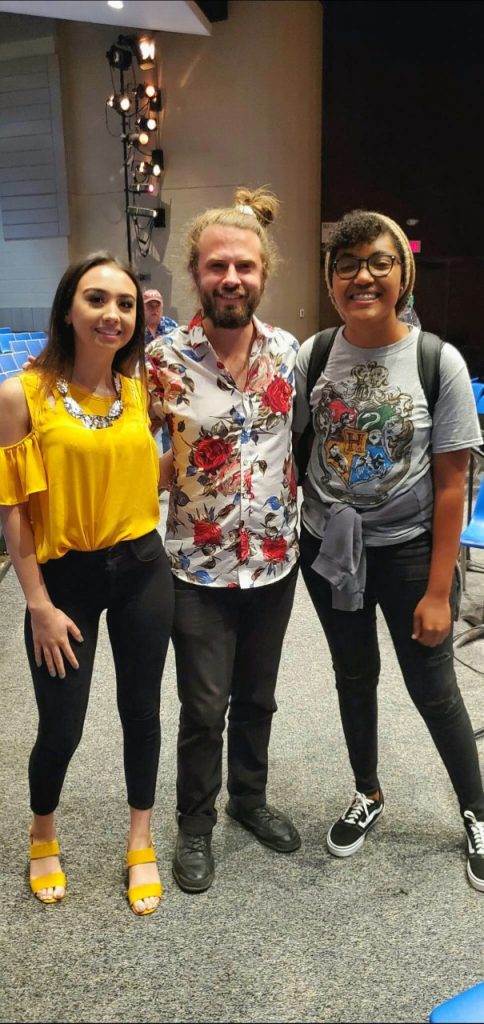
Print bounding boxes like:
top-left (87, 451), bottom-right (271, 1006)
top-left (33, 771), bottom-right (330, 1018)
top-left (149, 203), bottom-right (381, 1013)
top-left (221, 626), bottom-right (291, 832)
top-left (34, 252), bottom-right (146, 384)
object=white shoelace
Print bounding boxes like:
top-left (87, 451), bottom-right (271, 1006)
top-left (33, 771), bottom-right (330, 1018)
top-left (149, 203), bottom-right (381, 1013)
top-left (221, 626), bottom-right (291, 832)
top-left (464, 811), bottom-right (484, 855)
top-left (343, 791), bottom-right (376, 825)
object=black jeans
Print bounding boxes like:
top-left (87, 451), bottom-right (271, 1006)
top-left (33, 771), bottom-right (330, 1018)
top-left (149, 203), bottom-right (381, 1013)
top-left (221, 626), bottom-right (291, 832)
top-left (300, 525), bottom-right (484, 819)
top-left (172, 565), bottom-right (298, 835)
top-left (26, 530), bottom-right (174, 815)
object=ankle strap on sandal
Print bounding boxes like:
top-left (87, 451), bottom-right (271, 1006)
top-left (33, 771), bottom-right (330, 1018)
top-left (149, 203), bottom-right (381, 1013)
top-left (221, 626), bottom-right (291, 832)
top-left (126, 845), bottom-right (156, 868)
top-left (30, 838), bottom-right (60, 860)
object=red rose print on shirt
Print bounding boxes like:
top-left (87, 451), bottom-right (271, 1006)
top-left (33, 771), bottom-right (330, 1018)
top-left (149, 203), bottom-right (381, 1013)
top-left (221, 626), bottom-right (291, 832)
top-left (145, 355), bottom-right (166, 394)
top-left (244, 469), bottom-right (254, 499)
top-left (193, 520), bottom-right (223, 547)
top-left (261, 377), bottom-right (292, 415)
top-left (193, 436), bottom-right (234, 473)
top-left (285, 458), bottom-right (297, 499)
top-left (246, 356), bottom-right (273, 393)
top-left (237, 528), bottom-right (250, 562)
top-left (214, 459), bottom-right (242, 496)
top-left (163, 372), bottom-right (186, 403)
top-left (262, 536), bottom-right (287, 563)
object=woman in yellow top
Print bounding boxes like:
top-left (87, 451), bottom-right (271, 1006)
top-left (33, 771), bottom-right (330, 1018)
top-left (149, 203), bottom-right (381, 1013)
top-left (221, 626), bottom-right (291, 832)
top-left (0, 252), bottom-right (174, 916)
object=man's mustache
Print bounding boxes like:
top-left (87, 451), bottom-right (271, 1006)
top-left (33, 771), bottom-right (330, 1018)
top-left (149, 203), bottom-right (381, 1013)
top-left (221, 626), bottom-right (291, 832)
top-left (214, 289), bottom-right (248, 299)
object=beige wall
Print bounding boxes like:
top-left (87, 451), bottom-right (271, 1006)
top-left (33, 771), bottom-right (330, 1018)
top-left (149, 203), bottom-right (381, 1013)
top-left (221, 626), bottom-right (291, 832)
top-left (59, 0), bottom-right (322, 341)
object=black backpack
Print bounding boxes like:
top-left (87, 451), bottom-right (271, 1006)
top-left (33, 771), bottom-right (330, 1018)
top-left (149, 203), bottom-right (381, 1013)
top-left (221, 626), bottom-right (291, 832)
top-left (295, 328), bottom-right (443, 484)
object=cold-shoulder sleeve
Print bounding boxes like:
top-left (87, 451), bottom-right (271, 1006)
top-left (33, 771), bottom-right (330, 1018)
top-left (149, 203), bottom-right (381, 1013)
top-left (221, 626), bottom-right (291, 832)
top-left (0, 432), bottom-right (47, 504)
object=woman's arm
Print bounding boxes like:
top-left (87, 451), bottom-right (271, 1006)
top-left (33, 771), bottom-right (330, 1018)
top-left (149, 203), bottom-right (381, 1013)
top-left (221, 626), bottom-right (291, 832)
top-left (0, 379), bottom-right (83, 677)
top-left (412, 448), bottom-right (468, 647)
top-left (158, 448), bottom-right (174, 491)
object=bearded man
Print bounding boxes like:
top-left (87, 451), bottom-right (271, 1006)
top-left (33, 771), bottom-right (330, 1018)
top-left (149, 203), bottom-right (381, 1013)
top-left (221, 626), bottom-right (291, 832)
top-left (147, 188), bottom-right (301, 892)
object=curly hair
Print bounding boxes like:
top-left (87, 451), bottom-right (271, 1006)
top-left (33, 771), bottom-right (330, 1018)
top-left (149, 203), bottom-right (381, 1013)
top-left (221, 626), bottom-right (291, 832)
top-left (186, 186), bottom-right (280, 284)
top-left (324, 210), bottom-right (415, 316)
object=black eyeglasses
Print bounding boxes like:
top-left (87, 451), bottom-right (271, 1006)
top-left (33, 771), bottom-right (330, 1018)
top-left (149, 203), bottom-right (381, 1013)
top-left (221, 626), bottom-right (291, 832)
top-left (332, 253), bottom-right (401, 280)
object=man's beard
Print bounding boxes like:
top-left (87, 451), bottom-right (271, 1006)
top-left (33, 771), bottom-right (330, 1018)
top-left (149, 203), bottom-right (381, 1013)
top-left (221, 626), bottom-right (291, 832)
top-left (200, 287), bottom-right (260, 328)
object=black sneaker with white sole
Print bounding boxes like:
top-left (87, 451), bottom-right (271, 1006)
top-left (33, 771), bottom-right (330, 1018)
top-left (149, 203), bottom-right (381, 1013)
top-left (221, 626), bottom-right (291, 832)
top-left (463, 810), bottom-right (484, 892)
top-left (327, 790), bottom-right (384, 858)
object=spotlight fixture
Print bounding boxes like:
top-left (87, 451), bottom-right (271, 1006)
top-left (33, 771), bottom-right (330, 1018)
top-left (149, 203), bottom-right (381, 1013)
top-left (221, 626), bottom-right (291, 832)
top-left (136, 152), bottom-right (163, 177)
top-left (152, 207), bottom-right (166, 229)
top-left (108, 92), bottom-right (131, 114)
top-left (151, 149), bottom-right (164, 175)
top-left (149, 88), bottom-right (162, 112)
top-left (119, 34), bottom-right (156, 71)
top-left (138, 116), bottom-right (156, 133)
top-left (126, 130), bottom-right (150, 146)
top-left (105, 30), bottom-right (164, 263)
top-left (127, 205), bottom-right (155, 217)
top-left (135, 83), bottom-right (157, 101)
top-left (106, 43), bottom-right (132, 71)
top-left (131, 182), bottom-right (156, 194)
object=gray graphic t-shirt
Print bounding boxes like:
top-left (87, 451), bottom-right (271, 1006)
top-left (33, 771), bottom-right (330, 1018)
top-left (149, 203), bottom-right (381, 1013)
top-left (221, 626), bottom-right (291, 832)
top-left (294, 327), bottom-right (482, 545)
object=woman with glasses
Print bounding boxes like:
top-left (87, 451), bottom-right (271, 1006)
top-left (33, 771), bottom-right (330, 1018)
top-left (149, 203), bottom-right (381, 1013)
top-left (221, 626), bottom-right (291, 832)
top-left (294, 209), bottom-right (484, 891)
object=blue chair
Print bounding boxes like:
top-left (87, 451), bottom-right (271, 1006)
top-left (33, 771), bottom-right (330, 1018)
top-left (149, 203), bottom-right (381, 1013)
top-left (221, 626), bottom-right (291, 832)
top-left (10, 339), bottom-right (28, 354)
top-left (461, 476), bottom-right (484, 554)
top-left (12, 352), bottom-right (28, 369)
top-left (30, 331), bottom-right (47, 340)
top-left (0, 353), bottom-right (18, 375)
top-left (0, 326), bottom-right (12, 333)
top-left (13, 332), bottom-right (31, 341)
top-left (472, 382), bottom-right (484, 405)
top-left (457, 476), bottom-right (484, 653)
top-left (0, 334), bottom-right (14, 352)
top-left (429, 981), bottom-right (484, 1022)
top-left (26, 339), bottom-right (44, 357)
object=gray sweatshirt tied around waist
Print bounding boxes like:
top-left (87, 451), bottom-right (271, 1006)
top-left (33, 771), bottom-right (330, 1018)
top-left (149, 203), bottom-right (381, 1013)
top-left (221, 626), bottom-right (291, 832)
top-left (308, 473), bottom-right (433, 611)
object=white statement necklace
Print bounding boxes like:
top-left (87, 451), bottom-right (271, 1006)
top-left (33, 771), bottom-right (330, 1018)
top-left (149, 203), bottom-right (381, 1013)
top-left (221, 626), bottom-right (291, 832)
top-left (56, 374), bottom-right (124, 430)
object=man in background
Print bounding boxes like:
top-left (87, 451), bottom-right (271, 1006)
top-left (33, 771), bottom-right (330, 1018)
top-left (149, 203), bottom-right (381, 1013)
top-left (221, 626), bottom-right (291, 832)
top-left (143, 288), bottom-right (178, 344)
top-left (144, 289), bottom-right (177, 454)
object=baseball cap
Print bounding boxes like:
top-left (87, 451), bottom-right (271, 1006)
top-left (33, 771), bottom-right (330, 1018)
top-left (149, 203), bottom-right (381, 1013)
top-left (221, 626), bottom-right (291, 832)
top-left (143, 289), bottom-right (162, 304)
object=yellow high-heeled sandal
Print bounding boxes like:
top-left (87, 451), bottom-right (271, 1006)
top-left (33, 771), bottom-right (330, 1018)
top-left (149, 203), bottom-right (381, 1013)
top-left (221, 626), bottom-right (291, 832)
top-left (29, 838), bottom-right (66, 904)
top-left (126, 843), bottom-right (162, 916)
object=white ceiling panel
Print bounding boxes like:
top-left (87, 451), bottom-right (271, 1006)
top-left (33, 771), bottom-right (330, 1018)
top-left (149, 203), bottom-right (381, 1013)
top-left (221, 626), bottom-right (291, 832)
top-left (0, 1), bottom-right (211, 35)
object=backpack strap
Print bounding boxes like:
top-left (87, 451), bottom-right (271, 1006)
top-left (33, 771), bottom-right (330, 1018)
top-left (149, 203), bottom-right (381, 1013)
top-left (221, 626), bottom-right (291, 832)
top-left (295, 327), bottom-right (339, 485)
top-left (417, 330), bottom-right (443, 417)
top-left (306, 327), bottom-right (339, 403)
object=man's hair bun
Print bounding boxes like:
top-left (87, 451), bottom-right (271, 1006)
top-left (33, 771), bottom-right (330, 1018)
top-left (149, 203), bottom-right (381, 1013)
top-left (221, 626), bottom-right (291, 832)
top-left (234, 186), bottom-right (279, 227)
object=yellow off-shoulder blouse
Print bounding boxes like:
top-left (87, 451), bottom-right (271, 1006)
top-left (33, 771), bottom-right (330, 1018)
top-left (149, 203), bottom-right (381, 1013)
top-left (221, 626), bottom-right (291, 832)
top-left (0, 371), bottom-right (160, 562)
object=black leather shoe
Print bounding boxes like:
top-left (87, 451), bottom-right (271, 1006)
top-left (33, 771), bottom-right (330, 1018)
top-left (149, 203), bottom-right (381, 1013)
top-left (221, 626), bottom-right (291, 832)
top-left (172, 830), bottom-right (214, 893)
top-left (225, 800), bottom-right (301, 852)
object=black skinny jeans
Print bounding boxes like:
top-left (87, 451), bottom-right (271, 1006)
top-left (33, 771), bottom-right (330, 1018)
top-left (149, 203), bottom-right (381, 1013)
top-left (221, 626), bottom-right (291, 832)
top-left (172, 565), bottom-right (298, 835)
top-left (26, 530), bottom-right (174, 816)
top-left (300, 525), bottom-right (484, 819)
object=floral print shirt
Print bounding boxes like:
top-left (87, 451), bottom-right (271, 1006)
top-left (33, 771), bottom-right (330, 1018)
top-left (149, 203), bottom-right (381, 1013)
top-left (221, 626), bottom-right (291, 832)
top-left (146, 313), bottom-right (299, 588)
